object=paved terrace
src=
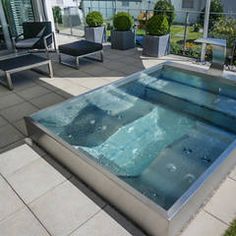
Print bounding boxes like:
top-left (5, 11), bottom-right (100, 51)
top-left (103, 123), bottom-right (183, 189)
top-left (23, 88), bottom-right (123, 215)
top-left (0, 38), bottom-right (236, 236)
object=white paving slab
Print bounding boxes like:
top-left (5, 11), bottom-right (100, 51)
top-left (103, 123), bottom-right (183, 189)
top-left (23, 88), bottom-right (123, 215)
top-left (204, 177), bottom-right (236, 224)
top-left (0, 176), bottom-right (24, 222)
top-left (30, 180), bottom-right (101, 236)
top-left (0, 144), bottom-right (40, 177)
top-left (180, 210), bottom-right (228, 236)
top-left (70, 210), bottom-right (131, 236)
top-left (7, 158), bottom-right (66, 203)
top-left (0, 208), bottom-right (49, 236)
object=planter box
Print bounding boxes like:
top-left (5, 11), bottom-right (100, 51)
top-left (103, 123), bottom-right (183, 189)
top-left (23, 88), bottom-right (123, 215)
top-left (85, 26), bottom-right (105, 43)
top-left (143, 34), bottom-right (170, 57)
top-left (111, 30), bottom-right (135, 50)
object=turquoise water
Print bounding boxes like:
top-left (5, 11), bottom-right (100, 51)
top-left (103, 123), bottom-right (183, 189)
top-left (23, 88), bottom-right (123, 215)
top-left (32, 66), bottom-right (236, 210)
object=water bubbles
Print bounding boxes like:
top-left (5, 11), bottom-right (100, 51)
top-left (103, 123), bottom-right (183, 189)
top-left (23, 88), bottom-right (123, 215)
top-left (128, 127), bottom-right (134, 133)
top-left (90, 119), bottom-right (96, 125)
top-left (132, 148), bottom-right (138, 154)
top-left (166, 163), bottom-right (177, 173)
top-left (183, 147), bottom-right (193, 155)
top-left (152, 192), bottom-right (158, 198)
top-left (184, 174), bottom-right (195, 184)
top-left (68, 134), bottom-right (72, 139)
top-left (102, 125), bottom-right (107, 130)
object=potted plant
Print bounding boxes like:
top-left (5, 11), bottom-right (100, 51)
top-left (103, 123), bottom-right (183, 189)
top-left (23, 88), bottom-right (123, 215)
top-left (85, 11), bottom-right (105, 43)
top-left (153, 0), bottom-right (175, 30)
top-left (111, 12), bottom-right (135, 50)
top-left (143, 15), bottom-right (170, 57)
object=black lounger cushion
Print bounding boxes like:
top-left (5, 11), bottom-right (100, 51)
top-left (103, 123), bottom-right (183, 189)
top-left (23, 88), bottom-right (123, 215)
top-left (58, 40), bottom-right (103, 57)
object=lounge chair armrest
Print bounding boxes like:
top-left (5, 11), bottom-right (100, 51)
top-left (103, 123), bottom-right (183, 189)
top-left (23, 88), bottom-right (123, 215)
top-left (43, 32), bottom-right (55, 48)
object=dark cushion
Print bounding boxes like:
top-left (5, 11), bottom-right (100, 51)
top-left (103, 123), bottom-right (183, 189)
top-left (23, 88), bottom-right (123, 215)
top-left (23, 22), bottom-right (52, 39)
top-left (15, 38), bottom-right (40, 49)
top-left (22, 22), bottom-right (53, 49)
top-left (58, 40), bottom-right (103, 57)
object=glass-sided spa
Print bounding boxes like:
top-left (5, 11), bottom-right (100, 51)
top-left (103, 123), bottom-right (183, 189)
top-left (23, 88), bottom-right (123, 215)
top-left (25, 62), bottom-right (236, 236)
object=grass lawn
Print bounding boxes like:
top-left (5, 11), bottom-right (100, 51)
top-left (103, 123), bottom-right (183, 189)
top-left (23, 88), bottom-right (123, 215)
top-left (224, 219), bottom-right (236, 236)
top-left (136, 25), bottom-right (203, 44)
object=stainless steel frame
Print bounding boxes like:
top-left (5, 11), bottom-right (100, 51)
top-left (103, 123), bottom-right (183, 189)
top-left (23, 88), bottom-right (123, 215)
top-left (12, 32), bottom-right (57, 58)
top-left (0, 55), bottom-right (53, 90)
top-left (58, 50), bottom-right (104, 70)
top-left (25, 62), bottom-right (236, 236)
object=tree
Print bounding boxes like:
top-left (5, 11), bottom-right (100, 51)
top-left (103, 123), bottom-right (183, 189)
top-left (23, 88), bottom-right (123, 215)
top-left (200, 0), bottom-right (224, 30)
top-left (154, 0), bottom-right (175, 27)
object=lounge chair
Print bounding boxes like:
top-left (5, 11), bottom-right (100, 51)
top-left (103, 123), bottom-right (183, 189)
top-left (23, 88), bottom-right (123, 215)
top-left (12, 21), bottom-right (56, 57)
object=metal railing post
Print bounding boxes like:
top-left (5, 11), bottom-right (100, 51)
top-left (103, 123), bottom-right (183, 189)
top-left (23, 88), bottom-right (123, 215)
top-left (183, 12), bottom-right (189, 52)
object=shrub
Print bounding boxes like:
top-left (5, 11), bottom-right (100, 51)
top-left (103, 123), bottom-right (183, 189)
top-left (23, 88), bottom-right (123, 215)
top-left (146, 15), bottom-right (169, 36)
top-left (224, 219), bottom-right (236, 236)
top-left (113, 12), bottom-right (134, 31)
top-left (192, 23), bottom-right (201, 32)
top-left (200, 0), bottom-right (224, 30)
top-left (211, 17), bottom-right (236, 48)
top-left (86, 11), bottom-right (103, 27)
top-left (154, 0), bottom-right (175, 27)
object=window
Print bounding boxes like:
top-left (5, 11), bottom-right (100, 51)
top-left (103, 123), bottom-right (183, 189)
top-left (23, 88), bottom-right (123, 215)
top-left (122, 1), bottom-right (129, 7)
top-left (182, 0), bottom-right (194, 9)
top-left (2, 0), bottom-right (35, 36)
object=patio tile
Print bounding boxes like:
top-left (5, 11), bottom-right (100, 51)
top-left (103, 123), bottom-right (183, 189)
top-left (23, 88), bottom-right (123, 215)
top-left (30, 92), bottom-right (65, 109)
top-left (0, 115), bottom-right (7, 128)
top-left (0, 102), bottom-right (38, 123)
top-left (0, 139), bottom-right (25, 155)
top-left (230, 166), bottom-right (236, 181)
top-left (43, 77), bottom-right (89, 96)
top-left (0, 86), bottom-right (12, 98)
top-left (81, 65), bottom-right (111, 76)
top-left (54, 89), bottom-right (74, 98)
top-left (70, 210), bottom-right (131, 236)
top-left (76, 77), bottom-right (109, 89)
top-left (11, 73), bottom-right (38, 91)
top-left (0, 208), bottom-right (49, 236)
top-left (70, 177), bottom-right (106, 208)
top-left (103, 61), bottom-right (127, 70)
top-left (8, 158), bottom-right (66, 203)
top-left (0, 93), bottom-right (24, 110)
top-left (42, 154), bottom-right (72, 180)
top-left (180, 210), bottom-right (228, 236)
top-left (118, 65), bottom-right (143, 75)
top-left (30, 180), bottom-right (101, 236)
top-left (0, 176), bottom-right (24, 222)
top-left (0, 144), bottom-right (40, 177)
top-left (104, 205), bottom-right (146, 236)
top-left (13, 119), bottom-right (28, 136)
top-left (0, 124), bottom-right (23, 149)
top-left (204, 177), bottom-right (236, 224)
top-left (16, 85), bottom-right (51, 100)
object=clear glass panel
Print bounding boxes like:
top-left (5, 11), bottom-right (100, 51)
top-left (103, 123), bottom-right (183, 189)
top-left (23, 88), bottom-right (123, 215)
top-left (51, 0), bottom-right (84, 38)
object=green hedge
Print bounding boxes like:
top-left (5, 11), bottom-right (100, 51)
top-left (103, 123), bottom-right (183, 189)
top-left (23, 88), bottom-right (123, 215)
top-left (154, 0), bottom-right (175, 27)
top-left (113, 12), bottom-right (133, 31)
top-left (146, 15), bottom-right (169, 36)
top-left (86, 11), bottom-right (103, 27)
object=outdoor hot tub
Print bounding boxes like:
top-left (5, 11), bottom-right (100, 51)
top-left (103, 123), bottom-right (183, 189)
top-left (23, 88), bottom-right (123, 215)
top-left (25, 62), bottom-right (236, 236)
